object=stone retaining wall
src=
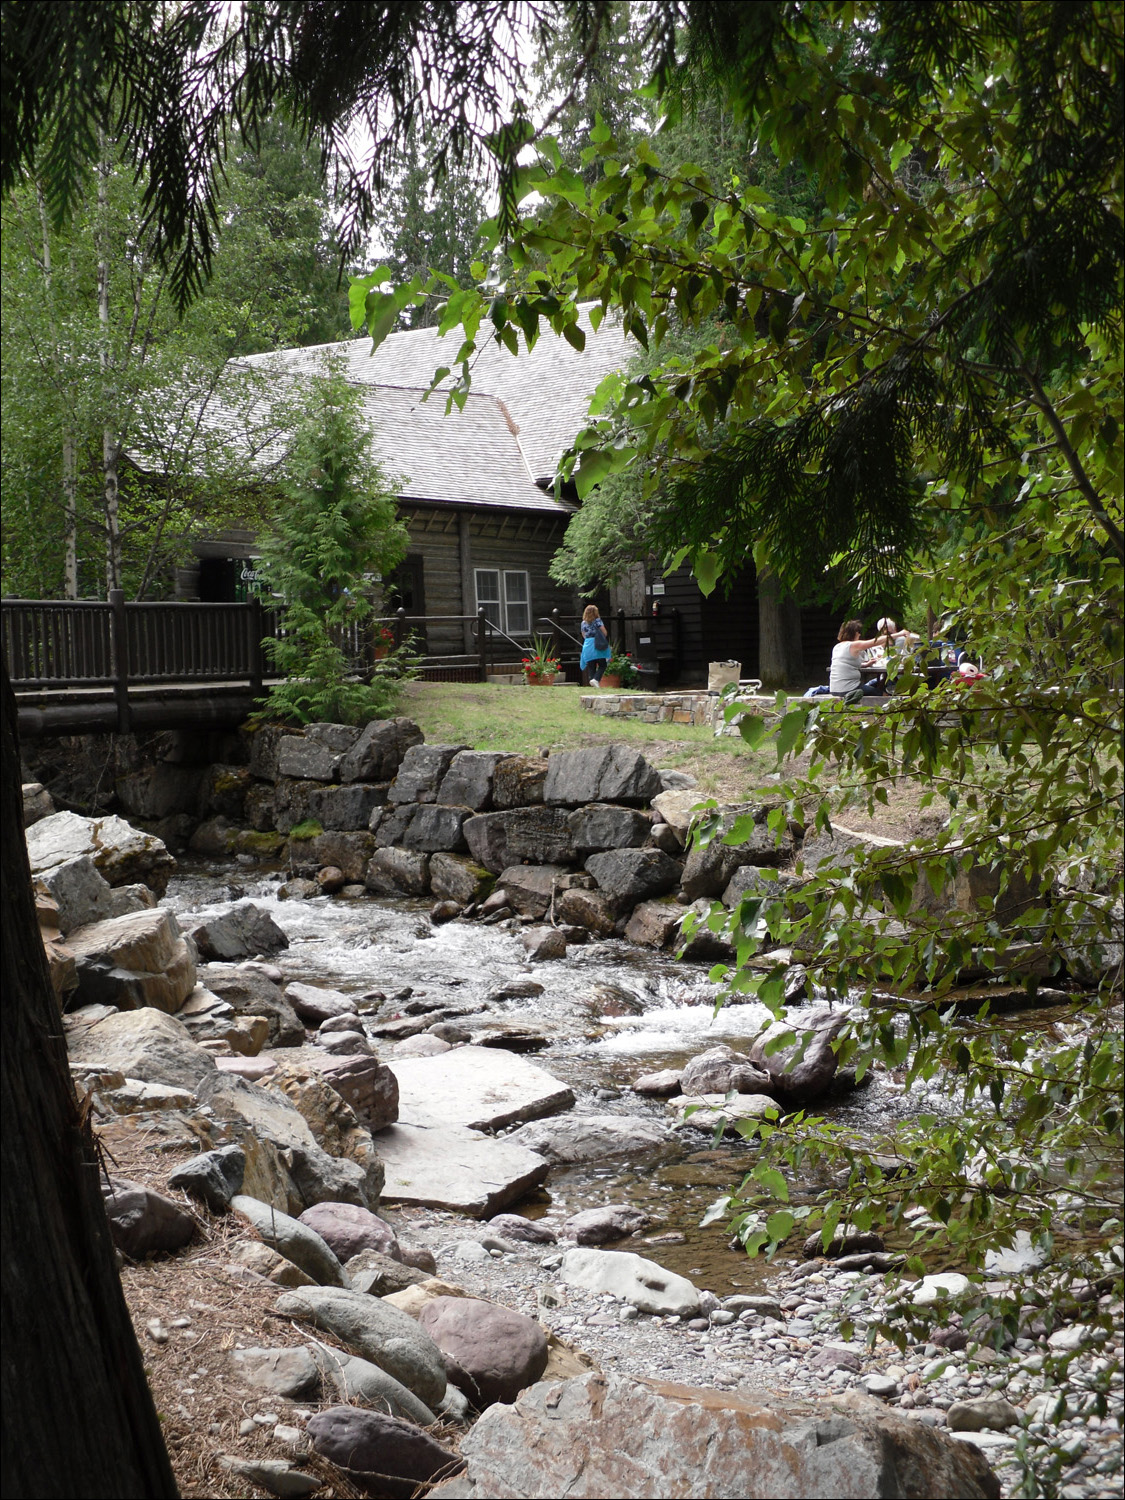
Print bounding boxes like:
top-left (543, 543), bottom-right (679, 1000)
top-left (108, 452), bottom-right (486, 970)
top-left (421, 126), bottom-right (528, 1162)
top-left (581, 690), bottom-right (776, 735)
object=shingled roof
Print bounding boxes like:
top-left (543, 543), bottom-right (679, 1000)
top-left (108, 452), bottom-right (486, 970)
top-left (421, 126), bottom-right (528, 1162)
top-left (241, 303), bottom-right (631, 487)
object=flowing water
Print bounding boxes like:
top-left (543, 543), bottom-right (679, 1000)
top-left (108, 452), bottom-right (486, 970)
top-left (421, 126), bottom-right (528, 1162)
top-left (167, 862), bottom-right (960, 1294)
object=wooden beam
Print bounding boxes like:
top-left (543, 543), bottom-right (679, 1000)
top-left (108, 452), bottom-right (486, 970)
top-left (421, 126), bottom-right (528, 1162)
top-left (458, 511), bottom-right (475, 653)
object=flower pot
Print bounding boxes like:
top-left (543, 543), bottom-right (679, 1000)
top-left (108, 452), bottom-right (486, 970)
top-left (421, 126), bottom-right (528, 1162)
top-left (525, 673), bottom-right (553, 686)
top-left (600, 673), bottom-right (622, 689)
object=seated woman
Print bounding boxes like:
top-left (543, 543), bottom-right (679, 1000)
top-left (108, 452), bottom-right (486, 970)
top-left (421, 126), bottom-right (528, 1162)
top-left (829, 618), bottom-right (889, 703)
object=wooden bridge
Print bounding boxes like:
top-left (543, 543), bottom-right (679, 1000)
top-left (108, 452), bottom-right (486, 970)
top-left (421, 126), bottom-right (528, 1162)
top-left (3, 594), bottom-right (681, 737)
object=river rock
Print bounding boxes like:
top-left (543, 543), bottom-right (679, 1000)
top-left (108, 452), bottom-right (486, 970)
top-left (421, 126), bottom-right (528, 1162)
top-left (555, 887), bottom-right (618, 936)
top-left (365, 847), bottom-right (431, 896)
top-left (947, 1397), bottom-right (1021, 1433)
top-left (228, 1346), bottom-right (321, 1400)
top-left (419, 1297), bottom-right (548, 1409)
top-left (491, 755), bottom-right (548, 808)
top-left (290, 831), bottom-right (376, 883)
top-left (376, 1123), bottom-right (549, 1218)
top-left (650, 789), bottom-right (706, 839)
top-left (285, 982), bottom-right (356, 1024)
top-left (101, 1175), bottom-right (197, 1258)
top-left (544, 747), bottom-right (663, 807)
top-left (487, 1214), bottom-right (557, 1245)
top-left (186, 902), bottom-right (289, 962)
top-left (748, 1004), bottom-right (848, 1103)
top-left (218, 1457), bottom-right (320, 1497)
top-left (436, 751), bottom-right (509, 811)
top-left (493, 864), bottom-right (569, 919)
top-left (26, 809), bottom-right (177, 895)
top-left (522, 926), bottom-right (567, 960)
top-left (23, 780), bottom-right (55, 826)
top-left (561, 1206), bottom-right (650, 1246)
top-left (231, 1195), bottom-right (349, 1286)
top-left (200, 964), bottom-right (304, 1046)
top-left (311, 1051), bottom-right (399, 1132)
top-left (310, 1344), bottom-right (436, 1424)
top-left (33, 855), bottom-right (120, 934)
top-left (680, 1045), bottom-right (773, 1097)
top-left (339, 718), bottom-right (425, 784)
top-left (345, 1249), bottom-right (427, 1296)
top-left (263, 1059), bottom-right (386, 1204)
top-left (168, 1145), bottom-right (246, 1211)
top-left (632, 1069), bottom-right (682, 1097)
top-left (463, 809), bottom-right (576, 874)
top-left (277, 736), bottom-right (342, 782)
top-left (567, 803), bottom-right (652, 855)
top-left (307, 1406), bottom-right (463, 1498)
top-left (228, 1240), bottom-right (315, 1288)
top-left (509, 1115), bottom-right (672, 1163)
top-left (390, 1046), bottom-right (574, 1132)
top-left (560, 1249), bottom-right (700, 1317)
top-left (390, 744), bottom-right (469, 804)
top-left (429, 852), bottom-right (495, 906)
top-left (432, 1375), bottom-right (1002, 1500)
top-left (66, 1005), bottom-right (217, 1091)
top-left (298, 1202), bottom-right (400, 1263)
top-left (65, 907), bottom-right (196, 1013)
top-left (670, 1093), bottom-right (780, 1131)
top-left (803, 1229), bottom-right (886, 1259)
top-left (585, 849), bottom-right (681, 905)
top-left (274, 1287), bottom-right (447, 1409)
top-left (623, 900), bottom-right (682, 947)
top-left (912, 1272), bottom-right (971, 1305)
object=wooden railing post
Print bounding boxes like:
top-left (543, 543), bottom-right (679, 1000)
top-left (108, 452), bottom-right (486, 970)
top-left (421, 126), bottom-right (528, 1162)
top-left (476, 608), bottom-right (489, 681)
top-left (616, 607), bottom-right (627, 653)
top-left (248, 595), bottom-right (264, 698)
top-left (394, 607), bottom-right (407, 651)
top-left (109, 588), bottom-right (131, 734)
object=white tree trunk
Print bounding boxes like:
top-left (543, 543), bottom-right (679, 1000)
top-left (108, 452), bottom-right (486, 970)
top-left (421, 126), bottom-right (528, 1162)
top-left (97, 136), bottom-right (121, 593)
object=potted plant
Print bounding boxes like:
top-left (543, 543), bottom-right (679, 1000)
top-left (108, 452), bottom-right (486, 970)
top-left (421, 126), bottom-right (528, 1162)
top-left (601, 645), bottom-right (641, 690)
top-left (522, 636), bottom-right (561, 685)
top-left (372, 623), bottom-right (396, 660)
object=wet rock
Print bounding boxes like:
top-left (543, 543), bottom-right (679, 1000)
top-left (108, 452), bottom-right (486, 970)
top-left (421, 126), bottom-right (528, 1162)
top-left (522, 925), bottom-right (567, 961)
top-left (290, 831), bottom-right (376, 883)
top-left (231, 1194), bottom-right (348, 1286)
top-left (228, 1346), bottom-right (321, 1400)
top-left (279, 878), bottom-right (319, 900)
top-left (947, 1397), bottom-right (1021, 1433)
top-left (669, 1093), bottom-right (780, 1132)
top-left (375, 1123), bottom-right (549, 1218)
top-left (391, 1045), bottom-right (574, 1132)
top-left (365, 846), bottom-right (431, 896)
top-left (632, 1068), bottom-right (682, 1097)
top-left (560, 1249), bottom-right (700, 1317)
top-left (66, 1005), bottom-right (217, 1091)
top-left (463, 809), bottom-right (576, 875)
top-left (390, 744), bottom-right (469, 805)
top-left (561, 1206), bottom-right (650, 1245)
top-left (803, 1229), bottom-right (886, 1259)
top-left (339, 718), bottom-right (425, 784)
top-left (680, 1045), bottom-right (772, 1097)
top-left (198, 763), bottom-right (252, 820)
top-left (544, 747), bottom-right (663, 808)
top-left (436, 1374), bottom-right (1002, 1500)
top-left (748, 1004), bottom-right (848, 1104)
top-left (188, 816), bottom-right (238, 856)
top-left (555, 887), bottom-right (619, 936)
top-left (436, 750), bottom-right (511, 811)
top-left (23, 780), bottom-right (55, 826)
top-left (274, 1287), bottom-right (447, 1409)
top-left (567, 803), bottom-right (652, 855)
top-left (509, 1115), bottom-right (672, 1163)
top-left (65, 907), bottom-right (196, 1014)
top-left (491, 755), bottom-right (548, 808)
top-left (101, 1176), bottom-right (196, 1258)
top-left (186, 902), bottom-right (289, 962)
top-left (298, 1202), bottom-right (401, 1263)
top-left (277, 736), bottom-right (342, 782)
top-left (316, 865), bottom-right (346, 893)
top-left (487, 1214), bottom-right (557, 1245)
top-left (345, 1248), bottom-right (427, 1296)
top-left (309, 1344), bottom-right (437, 1425)
top-left (585, 849), bottom-right (681, 905)
top-left (168, 1144), bottom-right (245, 1211)
top-left (493, 864), bottom-right (570, 919)
top-left (200, 964), bottom-right (305, 1047)
top-left (285, 981), bottom-right (357, 1024)
top-left (419, 1297), bottom-right (548, 1409)
top-left (306, 1406), bottom-right (463, 1498)
top-left (623, 899), bottom-right (682, 948)
top-left (26, 809), bottom-right (176, 895)
top-left (429, 852), bottom-right (495, 906)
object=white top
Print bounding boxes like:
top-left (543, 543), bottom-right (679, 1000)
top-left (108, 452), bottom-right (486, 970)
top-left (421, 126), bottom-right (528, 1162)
top-left (829, 640), bottom-right (862, 694)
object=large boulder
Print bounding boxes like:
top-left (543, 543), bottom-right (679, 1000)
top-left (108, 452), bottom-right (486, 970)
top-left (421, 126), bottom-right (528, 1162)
top-left (230, 1194), bottom-right (348, 1286)
top-left (65, 1006), bottom-right (216, 1091)
top-left (298, 1202), bottom-right (400, 1263)
top-left (338, 718), bottom-right (425, 784)
top-left (491, 756), bottom-right (547, 808)
top-left (748, 1004), bottom-right (848, 1104)
top-left (418, 1297), bottom-right (548, 1408)
top-left (312, 1052), bottom-right (400, 1132)
top-left (433, 1374), bottom-right (1001, 1500)
top-left (264, 1058), bottom-right (386, 1203)
top-left (555, 887), bottom-right (618, 937)
top-left (307, 782), bottom-right (390, 831)
top-left (277, 735), bottom-right (343, 782)
top-left (185, 902), bottom-right (289, 962)
top-left (437, 751), bottom-right (510, 811)
top-left (390, 744), bottom-right (469, 805)
top-left (365, 847), bottom-right (431, 896)
top-left (307, 1406), bottom-right (463, 1498)
top-left (199, 764), bottom-right (252, 820)
top-left (463, 810), bottom-right (577, 875)
top-left (429, 853), bottom-right (495, 907)
top-left (274, 1286), bottom-right (448, 1409)
top-left (403, 805), bottom-right (472, 853)
top-left (509, 1115), bottom-right (673, 1163)
top-left (680, 1045), bottom-right (774, 1097)
top-left (650, 789), bottom-right (707, 840)
top-left (101, 1176), bottom-right (197, 1258)
top-left (33, 855), bottom-right (148, 936)
top-left (26, 810), bottom-right (176, 895)
top-left (289, 831), bottom-right (376, 882)
top-left (623, 900), bottom-right (682, 948)
top-left (286, 982), bottom-right (357, 1024)
top-left (22, 781), bottom-right (55, 827)
top-left (585, 849), bottom-right (681, 907)
top-left (310, 1345), bottom-right (437, 1426)
top-left (495, 864), bottom-right (572, 920)
top-left (198, 963), bottom-right (305, 1046)
top-left (560, 1249), bottom-right (700, 1317)
top-left (544, 747), bottom-right (663, 807)
top-left (64, 907), bottom-right (197, 1014)
top-left (567, 804), bottom-right (652, 855)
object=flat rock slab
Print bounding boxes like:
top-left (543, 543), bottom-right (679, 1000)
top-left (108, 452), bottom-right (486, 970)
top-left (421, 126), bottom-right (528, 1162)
top-left (377, 1123), bottom-right (550, 1218)
top-left (389, 1046), bottom-right (574, 1132)
top-left (431, 1375), bottom-right (1001, 1499)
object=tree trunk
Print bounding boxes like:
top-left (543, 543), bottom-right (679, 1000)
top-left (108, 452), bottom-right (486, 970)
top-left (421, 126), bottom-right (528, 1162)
top-left (0, 661), bottom-right (179, 1499)
top-left (96, 136), bottom-right (122, 592)
top-left (757, 566), bottom-right (803, 687)
top-left (63, 435), bottom-right (79, 598)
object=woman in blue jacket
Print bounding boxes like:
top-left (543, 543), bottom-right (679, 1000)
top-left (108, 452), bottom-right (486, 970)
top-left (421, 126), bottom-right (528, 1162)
top-left (579, 603), bottom-right (612, 687)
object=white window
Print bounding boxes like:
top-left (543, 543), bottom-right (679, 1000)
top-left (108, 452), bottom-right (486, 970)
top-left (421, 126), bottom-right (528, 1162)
top-left (475, 569), bottom-right (531, 636)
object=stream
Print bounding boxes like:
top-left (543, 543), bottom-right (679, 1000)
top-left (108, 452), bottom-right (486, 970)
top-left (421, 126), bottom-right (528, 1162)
top-left (168, 860), bottom-right (960, 1296)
